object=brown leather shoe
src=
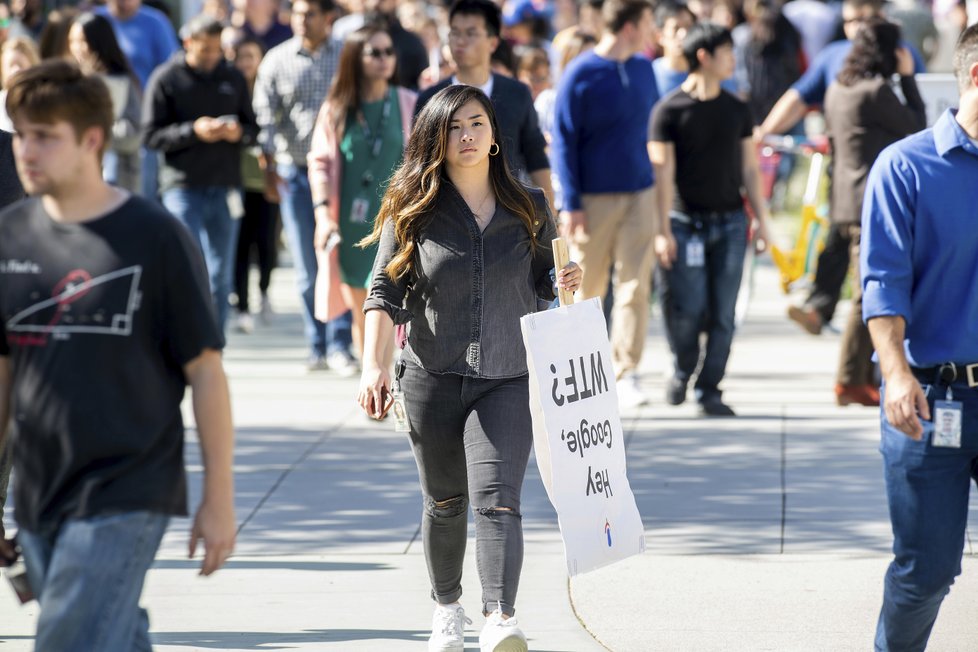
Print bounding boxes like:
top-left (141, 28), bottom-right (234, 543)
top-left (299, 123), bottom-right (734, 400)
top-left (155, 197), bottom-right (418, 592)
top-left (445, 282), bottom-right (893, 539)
top-left (835, 384), bottom-right (880, 407)
top-left (787, 305), bottom-right (823, 335)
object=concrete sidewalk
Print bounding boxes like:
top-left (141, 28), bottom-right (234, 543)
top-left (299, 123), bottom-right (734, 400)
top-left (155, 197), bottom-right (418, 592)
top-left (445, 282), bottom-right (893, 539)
top-left (2, 258), bottom-right (977, 651)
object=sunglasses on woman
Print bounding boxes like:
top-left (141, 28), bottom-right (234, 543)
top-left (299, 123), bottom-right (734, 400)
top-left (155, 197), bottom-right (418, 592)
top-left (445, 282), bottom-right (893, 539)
top-left (364, 47), bottom-right (396, 59)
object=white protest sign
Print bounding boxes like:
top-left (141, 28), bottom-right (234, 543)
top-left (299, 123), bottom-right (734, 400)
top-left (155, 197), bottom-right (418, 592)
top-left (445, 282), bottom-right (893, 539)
top-left (521, 296), bottom-right (645, 576)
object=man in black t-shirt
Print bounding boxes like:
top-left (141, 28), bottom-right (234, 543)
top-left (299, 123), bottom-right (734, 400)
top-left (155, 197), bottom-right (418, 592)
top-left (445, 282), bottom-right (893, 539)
top-left (650, 22), bottom-right (773, 417)
top-left (0, 62), bottom-right (236, 650)
top-left (0, 129), bottom-right (24, 543)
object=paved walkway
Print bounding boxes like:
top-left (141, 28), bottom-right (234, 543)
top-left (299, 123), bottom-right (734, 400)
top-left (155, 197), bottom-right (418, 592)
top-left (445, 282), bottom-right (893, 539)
top-left (2, 256), bottom-right (977, 651)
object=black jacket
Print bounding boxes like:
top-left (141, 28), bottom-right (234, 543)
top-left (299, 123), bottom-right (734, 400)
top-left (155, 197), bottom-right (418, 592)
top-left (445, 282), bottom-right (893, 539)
top-left (142, 54), bottom-right (258, 191)
top-left (415, 74), bottom-right (549, 180)
top-left (0, 130), bottom-right (25, 209)
top-left (389, 19), bottom-right (427, 91)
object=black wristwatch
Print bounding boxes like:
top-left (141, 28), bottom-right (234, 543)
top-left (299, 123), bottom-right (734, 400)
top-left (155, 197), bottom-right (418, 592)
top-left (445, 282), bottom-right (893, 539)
top-left (313, 199), bottom-right (330, 210)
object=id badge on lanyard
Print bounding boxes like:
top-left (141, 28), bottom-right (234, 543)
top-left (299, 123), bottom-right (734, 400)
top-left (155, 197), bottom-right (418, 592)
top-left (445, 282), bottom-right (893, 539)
top-left (929, 384), bottom-right (962, 448)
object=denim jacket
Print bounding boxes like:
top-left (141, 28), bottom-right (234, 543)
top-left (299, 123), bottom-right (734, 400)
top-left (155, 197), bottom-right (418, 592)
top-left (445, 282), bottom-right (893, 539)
top-left (364, 182), bottom-right (557, 378)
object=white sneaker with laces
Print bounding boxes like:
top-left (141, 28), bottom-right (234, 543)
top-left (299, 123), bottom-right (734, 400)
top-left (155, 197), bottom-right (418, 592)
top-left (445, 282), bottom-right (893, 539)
top-left (617, 373), bottom-right (649, 408)
top-left (479, 609), bottom-right (528, 652)
top-left (428, 603), bottom-right (471, 652)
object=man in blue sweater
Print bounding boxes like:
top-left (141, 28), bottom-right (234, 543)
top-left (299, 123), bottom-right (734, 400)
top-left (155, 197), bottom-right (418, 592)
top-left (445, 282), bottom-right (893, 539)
top-left (551, 0), bottom-right (659, 407)
top-left (96, 0), bottom-right (180, 200)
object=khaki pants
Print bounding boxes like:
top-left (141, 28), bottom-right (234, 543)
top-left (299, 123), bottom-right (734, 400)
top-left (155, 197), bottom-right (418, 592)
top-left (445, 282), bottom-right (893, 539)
top-left (570, 186), bottom-right (657, 378)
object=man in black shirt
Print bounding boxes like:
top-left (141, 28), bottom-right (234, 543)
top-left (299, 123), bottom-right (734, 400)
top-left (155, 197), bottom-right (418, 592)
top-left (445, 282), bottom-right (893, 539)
top-left (0, 62), bottom-right (235, 650)
top-left (0, 129), bottom-right (24, 543)
top-left (650, 22), bottom-right (772, 416)
top-left (144, 14), bottom-right (259, 331)
top-left (0, 131), bottom-right (25, 208)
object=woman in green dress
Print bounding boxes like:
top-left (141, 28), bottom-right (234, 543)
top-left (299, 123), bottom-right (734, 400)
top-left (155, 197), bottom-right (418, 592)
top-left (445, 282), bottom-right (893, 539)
top-left (309, 25), bottom-right (417, 362)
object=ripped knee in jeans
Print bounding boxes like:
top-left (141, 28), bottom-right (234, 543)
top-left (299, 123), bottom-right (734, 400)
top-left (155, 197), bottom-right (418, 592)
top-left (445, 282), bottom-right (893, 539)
top-left (425, 494), bottom-right (467, 518)
top-left (475, 506), bottom-right (522, 520)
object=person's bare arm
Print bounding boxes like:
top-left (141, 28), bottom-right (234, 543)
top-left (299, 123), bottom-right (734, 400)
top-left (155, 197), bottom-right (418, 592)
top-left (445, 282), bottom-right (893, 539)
top-left (184, 348), bottom-right (236, 576)
top-left (867, 315), bottom-right (929, 440)
top-left (757, 89), bottom-right (808, 140)
top-left (358, 309), bottom-right (395, 419)
top-left (741, 138), bottom-right (772, 253)
top-left (649, 140), bottom-right (677, 269)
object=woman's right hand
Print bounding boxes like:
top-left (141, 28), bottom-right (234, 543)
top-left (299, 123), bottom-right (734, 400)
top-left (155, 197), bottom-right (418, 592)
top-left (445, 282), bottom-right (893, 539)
top-left (358, 365), bottom-right (393, 419)
top-left (895, 47), bottom-right (914, 77)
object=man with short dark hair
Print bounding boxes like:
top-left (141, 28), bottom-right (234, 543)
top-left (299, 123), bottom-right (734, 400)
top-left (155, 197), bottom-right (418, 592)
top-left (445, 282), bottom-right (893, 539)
top-left (551, 0), bottom-right (659, 407)
top-left (651, 22), bottom-right (772, 417)
top-left (0, 60), bottom-right (235, 651)
top-left (144, 13), bottom-right (259, 332)
top-left (253, 0), bottom-right (355, 373)
top-left (416, 0), bottom-right (552, 205)
top-left (861, 24), bottom-right (978, 651)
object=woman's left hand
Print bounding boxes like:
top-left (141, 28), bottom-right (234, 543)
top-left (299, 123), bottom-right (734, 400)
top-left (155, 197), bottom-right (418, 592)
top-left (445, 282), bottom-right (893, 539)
top-left (556, 262), bottom-right (583, 294)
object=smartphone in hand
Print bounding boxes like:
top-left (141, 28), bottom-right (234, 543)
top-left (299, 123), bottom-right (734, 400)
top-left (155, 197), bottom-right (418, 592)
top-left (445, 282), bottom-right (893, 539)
top-left (1, 538), bottom-right (35, 604)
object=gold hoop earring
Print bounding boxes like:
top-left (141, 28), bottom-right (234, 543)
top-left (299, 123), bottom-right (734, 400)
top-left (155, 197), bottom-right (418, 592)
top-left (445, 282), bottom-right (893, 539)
top-left (489, 143), bottom-right (500, 156)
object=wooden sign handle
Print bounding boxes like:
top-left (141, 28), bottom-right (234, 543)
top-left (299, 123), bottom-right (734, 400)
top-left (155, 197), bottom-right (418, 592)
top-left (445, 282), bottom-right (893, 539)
top-left (552, 237), bottom-right (575, 306)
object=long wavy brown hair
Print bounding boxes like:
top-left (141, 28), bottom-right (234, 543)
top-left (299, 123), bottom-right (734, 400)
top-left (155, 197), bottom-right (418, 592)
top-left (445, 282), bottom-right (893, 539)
top-left (326, 25), bottom-right (397, 143)
top-left (837, 18), bottom-right (900, 86)
top-left (360, 85), bottom-right (538, 282)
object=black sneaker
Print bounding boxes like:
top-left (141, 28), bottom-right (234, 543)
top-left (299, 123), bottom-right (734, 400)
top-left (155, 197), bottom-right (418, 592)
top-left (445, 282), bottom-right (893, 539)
top-left (665, 377), bottom-right (687, 406)
top-left (699, 396), bottom-right (736, 417)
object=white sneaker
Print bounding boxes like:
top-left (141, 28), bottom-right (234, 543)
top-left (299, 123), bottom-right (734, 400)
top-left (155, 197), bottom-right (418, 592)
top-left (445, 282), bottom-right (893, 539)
top-left (259, 295), bottom-right (274, 324)
top-left (617, 373), bottom-right (649, 408)
top-left (326, 350), bottom-right (359, 377)
top-left (428, 603), bottom-right (471, 652)
top-left (479, 609), bottom-right (528, 652)
top-left (233, 312), bottom-right (254, 334)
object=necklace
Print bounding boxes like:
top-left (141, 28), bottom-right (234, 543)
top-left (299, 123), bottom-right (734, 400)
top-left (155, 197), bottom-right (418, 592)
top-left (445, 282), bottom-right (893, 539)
top-left (467, 189), bottom-right (494, 228)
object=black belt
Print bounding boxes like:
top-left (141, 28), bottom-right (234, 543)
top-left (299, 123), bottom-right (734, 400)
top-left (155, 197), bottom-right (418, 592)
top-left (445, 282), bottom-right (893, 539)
top-left (911, 362), bottom-right (978, 387)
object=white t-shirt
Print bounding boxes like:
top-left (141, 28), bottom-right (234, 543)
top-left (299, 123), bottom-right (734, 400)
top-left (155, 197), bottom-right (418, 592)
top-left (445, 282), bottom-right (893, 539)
top-left (451, 75), bottom-right (495, 98)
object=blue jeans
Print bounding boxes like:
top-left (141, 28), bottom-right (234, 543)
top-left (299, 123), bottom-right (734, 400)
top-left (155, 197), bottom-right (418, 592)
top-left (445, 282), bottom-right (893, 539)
top-left (657, 209), bottom-right (748, 401)
top-left (18, 511), bottom-right (169, 652)
top-left (875, 374), bottom-right (978, 651)
top-left (277, 162), bottom-right (351, 357)
top-left (163, 186), bottom-right (240, 331)
top-left (140, 146), bottom-right (160, 200)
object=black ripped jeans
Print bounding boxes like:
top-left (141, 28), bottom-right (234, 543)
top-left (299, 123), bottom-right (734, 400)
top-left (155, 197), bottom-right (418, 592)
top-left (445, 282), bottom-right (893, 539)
top-left (400, 358), bottom-right (533, 617)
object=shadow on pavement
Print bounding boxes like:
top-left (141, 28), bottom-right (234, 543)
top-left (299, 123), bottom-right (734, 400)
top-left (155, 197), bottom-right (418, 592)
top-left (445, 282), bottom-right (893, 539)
top-left (151, 629), bottom-right (430, 649)
top-left (151, 559), bottom-right (394, 572)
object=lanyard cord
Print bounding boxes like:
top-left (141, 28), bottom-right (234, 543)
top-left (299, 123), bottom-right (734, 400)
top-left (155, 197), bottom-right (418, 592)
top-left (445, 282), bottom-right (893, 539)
top-left (356, 88), bottom-right (393, 159)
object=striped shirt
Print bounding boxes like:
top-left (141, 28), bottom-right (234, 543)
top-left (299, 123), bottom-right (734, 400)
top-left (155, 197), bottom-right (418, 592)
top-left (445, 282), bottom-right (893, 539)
top-left (253, 36), bottom-right (342, 167)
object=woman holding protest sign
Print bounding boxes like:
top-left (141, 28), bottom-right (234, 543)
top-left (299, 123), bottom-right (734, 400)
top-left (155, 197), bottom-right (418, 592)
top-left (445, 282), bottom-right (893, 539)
top-left (357, 84), bottom-right (581, 652)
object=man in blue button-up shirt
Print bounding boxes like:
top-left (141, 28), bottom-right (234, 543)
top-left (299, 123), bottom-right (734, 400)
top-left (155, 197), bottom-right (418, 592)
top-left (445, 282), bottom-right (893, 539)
top-left (861, 24), bottom-right (978, 652)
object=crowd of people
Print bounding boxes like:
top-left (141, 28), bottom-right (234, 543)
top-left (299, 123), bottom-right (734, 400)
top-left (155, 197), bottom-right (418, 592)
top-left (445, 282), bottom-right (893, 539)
top-left (0, 0), bottom-right (976, 650)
